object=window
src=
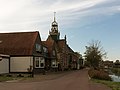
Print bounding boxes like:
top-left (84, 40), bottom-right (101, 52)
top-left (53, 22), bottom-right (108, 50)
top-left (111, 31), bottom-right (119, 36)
top-left (35, 57), bottom-right (45, 68)
top-left (43, 47), bottom-right (48, 53)
top-left (36, 44), bottom-right (41, 52)
top-left (40, 63), bottom-right (44, 67)
top-left (51, 60), bottom-right (58, 67)
top-left (52, 61), bottom-right (55, 66)
top-left (53, 50), bottom-right (55, 56)
top-left (52, 64), bottom-right (55, 66)
top-left (35, 57), bottom-right (39, 67)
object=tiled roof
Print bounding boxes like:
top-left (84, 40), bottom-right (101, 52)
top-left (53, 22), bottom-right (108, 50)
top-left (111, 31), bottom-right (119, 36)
top-left (57, 40), bottom-right (65, 48)
top-left (42, 41), bottom-right (54, 56)
top-left (46, 35), bottom-right (75, 54)
top-left (0, 31), bottom-right (38, 55)
top-left (42, 41), bottom-right (54, 48)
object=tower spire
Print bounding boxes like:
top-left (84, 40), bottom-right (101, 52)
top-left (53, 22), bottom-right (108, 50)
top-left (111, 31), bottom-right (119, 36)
top-left (49, 12), bottom-right (60, 41)
top-left (54, 12), bottom-right (56, 21)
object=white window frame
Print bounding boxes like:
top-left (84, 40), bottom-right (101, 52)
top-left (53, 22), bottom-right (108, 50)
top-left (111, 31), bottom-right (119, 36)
top-left (35, 57), bottom-right (39, 68)
top-left (51, 60), bottom-right (58, 67)
top-left (35, 57), bottom-right (45, 68)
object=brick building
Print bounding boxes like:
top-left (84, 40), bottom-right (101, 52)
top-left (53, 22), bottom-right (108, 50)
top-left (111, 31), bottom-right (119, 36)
top-left (43, 13), bottom-right (79, 71)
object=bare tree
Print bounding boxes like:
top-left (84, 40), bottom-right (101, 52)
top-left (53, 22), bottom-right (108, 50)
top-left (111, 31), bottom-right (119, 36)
top-left (84, 40), bottom-right (106, 68)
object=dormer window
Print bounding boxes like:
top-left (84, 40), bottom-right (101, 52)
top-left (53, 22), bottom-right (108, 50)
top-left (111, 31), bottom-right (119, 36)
top-left (36, 44), bottom-right (41, 52)
top-left (43, 47), bottom-right (48, 53)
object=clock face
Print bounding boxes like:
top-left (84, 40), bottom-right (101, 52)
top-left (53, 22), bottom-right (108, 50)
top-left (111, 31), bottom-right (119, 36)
top-left (52, 27), bottom-right (58, 32)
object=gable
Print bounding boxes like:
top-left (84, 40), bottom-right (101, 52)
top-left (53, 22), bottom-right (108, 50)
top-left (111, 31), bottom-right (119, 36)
top-left (42, 41), bottom-right (55, 57)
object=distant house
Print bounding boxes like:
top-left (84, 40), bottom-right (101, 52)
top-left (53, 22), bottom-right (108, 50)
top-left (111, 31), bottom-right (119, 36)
top-left (0, 31), bottom-right (46, 75)
top-left (114, 60), bottom-right (120, 68)
top-left (99, 60), bottom-right (114, 70)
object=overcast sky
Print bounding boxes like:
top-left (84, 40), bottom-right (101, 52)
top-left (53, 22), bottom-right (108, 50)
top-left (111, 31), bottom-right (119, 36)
top-left (0, 0), bottom-right (120, 61)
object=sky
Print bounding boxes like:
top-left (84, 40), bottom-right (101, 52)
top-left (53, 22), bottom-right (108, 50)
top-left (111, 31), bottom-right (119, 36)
top-left (0, 0), bottom-right (120, 61)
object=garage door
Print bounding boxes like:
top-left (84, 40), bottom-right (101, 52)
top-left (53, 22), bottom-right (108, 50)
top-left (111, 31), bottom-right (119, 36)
top-left (0, 58), bottom-right (9, 74)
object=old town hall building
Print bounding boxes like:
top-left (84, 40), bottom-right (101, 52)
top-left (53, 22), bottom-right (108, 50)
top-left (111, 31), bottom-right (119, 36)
top-left (43, 13), bottom-right (79, 71)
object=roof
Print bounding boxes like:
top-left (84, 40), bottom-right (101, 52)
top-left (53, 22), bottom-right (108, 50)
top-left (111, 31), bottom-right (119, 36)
top-left (0, 31), bottom-right (39, 55)
top-left (46, 35), bottom-right (75, 54)
top-left (42, 40), bottom-right (54, 56)
top-left (57, 40), bottom-right (65, 48)
top-left (42, 41), bottom-right (54, 48)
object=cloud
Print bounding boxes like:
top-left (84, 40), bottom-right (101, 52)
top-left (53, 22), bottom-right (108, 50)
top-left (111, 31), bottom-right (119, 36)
top-left (0, 0), bottom-right (107, 23)
top-left (57, 0), bottom-right (120, 30)
top-left (0, 0), bottom-right (120, 40)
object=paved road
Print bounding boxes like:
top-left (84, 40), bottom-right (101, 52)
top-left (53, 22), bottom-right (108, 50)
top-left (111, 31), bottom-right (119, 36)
top-left (0, 69), bottom-right (111, 90)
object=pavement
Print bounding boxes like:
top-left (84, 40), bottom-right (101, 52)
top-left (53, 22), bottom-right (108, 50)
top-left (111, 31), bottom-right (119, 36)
top-left (0, 69), bottom-right (111, 90)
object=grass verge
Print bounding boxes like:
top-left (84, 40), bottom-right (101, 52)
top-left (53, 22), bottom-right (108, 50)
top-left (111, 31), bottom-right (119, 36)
top-left (0, 76), bottom-right (14, 82)
top-left (92, 79), bottom-right (120, 90)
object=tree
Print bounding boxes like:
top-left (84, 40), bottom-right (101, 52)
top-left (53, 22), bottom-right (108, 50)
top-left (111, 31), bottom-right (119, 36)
top-left (84, 40), bottom-right (106, 68)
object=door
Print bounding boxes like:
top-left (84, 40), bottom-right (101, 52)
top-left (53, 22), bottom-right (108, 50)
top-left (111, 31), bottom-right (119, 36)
top-left (0, 58), bottom-right (9, 74)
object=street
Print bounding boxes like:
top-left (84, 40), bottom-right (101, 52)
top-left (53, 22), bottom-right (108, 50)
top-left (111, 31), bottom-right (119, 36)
top-left (0, 69), bottom-right (111, 90)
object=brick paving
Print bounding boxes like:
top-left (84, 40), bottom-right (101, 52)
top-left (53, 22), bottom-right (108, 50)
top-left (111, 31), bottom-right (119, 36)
top-left (0, 69), bottom-right (111, 90)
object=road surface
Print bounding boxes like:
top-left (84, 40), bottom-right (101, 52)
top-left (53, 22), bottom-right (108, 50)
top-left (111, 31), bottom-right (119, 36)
top-left (0, 69), bottom-right (111, 90)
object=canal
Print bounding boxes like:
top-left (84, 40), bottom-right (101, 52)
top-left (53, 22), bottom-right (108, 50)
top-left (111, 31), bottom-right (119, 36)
top-left (109, 74), bottom-right (120, 82)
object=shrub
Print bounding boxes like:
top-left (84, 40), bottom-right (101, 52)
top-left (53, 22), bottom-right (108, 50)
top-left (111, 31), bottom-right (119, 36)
top-left (17, 74), bottom-right (24, 77)
top-left (6, 74), bottom-right (12, 77)
top-left (88, 69), bottom-right (111, 81)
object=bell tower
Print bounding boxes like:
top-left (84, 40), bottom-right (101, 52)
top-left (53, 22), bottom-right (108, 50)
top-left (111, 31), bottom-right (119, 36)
top-left (49, 12), bottom-right (60, 41)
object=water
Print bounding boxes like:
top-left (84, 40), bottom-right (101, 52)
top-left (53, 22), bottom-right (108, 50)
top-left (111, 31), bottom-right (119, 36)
top-left (109, 74), bottom-right (120, 82)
